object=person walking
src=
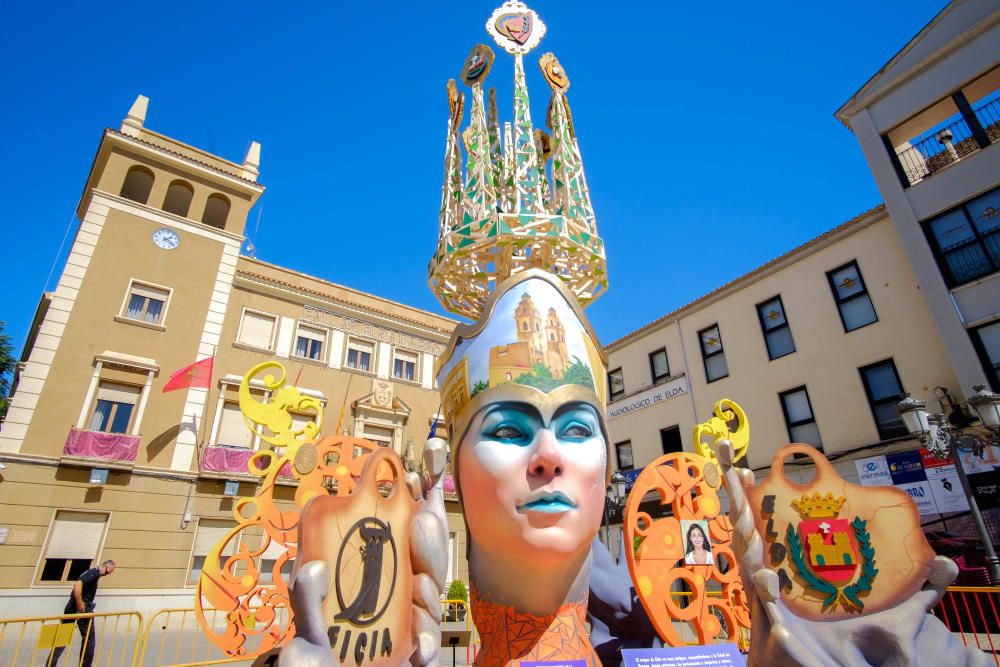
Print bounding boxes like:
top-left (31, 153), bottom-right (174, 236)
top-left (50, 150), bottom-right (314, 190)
top-left (48, 560), bottom-right (116, 667)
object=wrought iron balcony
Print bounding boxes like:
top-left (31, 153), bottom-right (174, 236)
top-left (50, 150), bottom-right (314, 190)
top-left (895, 98), bottom-right (1000, 186)
top-left (62, 427), bottom-right (140, 468)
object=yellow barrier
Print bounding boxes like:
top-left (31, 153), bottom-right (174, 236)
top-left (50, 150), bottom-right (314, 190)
top-left (441, 598), bottom-right (475, 663)
top-left (0, 610), bottom-right (143, 667)
top-left (137, 607), bottom-right (268, 667)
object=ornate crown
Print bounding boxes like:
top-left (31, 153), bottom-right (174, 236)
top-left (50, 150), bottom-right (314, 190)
top-left (792, 492), bottom-right (847, 518)
top-left (428, 1), bottom-right (607, 320)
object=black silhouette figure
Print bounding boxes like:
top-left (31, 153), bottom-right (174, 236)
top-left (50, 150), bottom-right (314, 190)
top-left (336, 519), bottom-right (393, 625)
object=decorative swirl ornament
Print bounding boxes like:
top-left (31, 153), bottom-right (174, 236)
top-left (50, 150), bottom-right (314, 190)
top-left (623, 451), bottom-right (751, 647)
top-left (692, 398), bottom-right (749, 464)
top-left (238, 361), bottom-right (323, 455)
top-left (486, 1), bottom-right (546, 55)
top-left (461, 44), bottom-right (495, 87)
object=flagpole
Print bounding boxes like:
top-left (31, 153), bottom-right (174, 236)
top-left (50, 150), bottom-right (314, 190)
top-left (196, 346), bottom-right (217, 449)
top-left (337, 373), bottom-right (354, 436)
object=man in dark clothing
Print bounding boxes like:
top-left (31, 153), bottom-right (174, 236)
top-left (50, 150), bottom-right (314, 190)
top-left (48, 560), bottom-right (116, 667)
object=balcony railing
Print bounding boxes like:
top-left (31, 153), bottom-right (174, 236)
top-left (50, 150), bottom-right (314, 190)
top-left (895, 97), bottom-right (1000, 187)
top-left (63, 428), bottom-right (140, 465)
top-left (201, 445), bottom-right (293, 478)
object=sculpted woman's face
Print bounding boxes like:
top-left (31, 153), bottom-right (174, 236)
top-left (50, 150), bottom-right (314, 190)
top-left (458, 401), bottom-right (607, 561)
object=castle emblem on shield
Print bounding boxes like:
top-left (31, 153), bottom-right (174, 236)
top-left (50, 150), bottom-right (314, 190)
top-left (787, 493), bottom-right (879, 611)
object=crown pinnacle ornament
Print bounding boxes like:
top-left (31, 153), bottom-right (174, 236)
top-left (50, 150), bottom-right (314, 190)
top-left (429, 2), bottom-right (607, 320)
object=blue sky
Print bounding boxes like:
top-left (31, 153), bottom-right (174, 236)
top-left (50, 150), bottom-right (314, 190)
top-left (0, 1), bottom-right (946, 355)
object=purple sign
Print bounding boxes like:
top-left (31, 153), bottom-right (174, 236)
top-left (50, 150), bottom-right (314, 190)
top-left (622, 643), bottom-right (745, 667)
top-left (520, 662), bottom-right (586, 667)
top-left (885, 450), bottom-right (926, 485)
top-left (622, 467), bottom-right (644, 492)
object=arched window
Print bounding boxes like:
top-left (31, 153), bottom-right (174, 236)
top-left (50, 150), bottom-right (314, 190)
top-left (201, 193), bottom-right (230, 229)
top-left (162, 180), bottom-right (194, 218)
top-left (120, 166), bottom-right (154, 204)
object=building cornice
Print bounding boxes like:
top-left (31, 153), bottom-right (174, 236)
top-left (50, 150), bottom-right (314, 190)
top-left (834, 5), bottom-right (1000, 128)
top-left (233, 271), bottom-right (454, 344)
top-left (607, 205), bottom-right (887, 350)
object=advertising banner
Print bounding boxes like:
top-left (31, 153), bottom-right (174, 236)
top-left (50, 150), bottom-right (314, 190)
top-left (854, 455), bottom-right (891, 486)
top-left (886, 450), bottom-right (939, 516)
top-left (920, 448), bottom-right (969, 513)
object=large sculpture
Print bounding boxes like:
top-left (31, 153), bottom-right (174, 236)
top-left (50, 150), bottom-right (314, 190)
top-left (717, 441), bottom-right (989, 666)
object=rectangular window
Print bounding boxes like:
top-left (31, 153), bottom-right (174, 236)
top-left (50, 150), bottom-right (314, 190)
top-left (447, 532), bottom-right (456, 587)
top-left (970, 320), bottom-right (1000, 392)
top-left (237, 310), bottom-right (277, 350)
top-left (615, 440), bottom-right (634, 471)
top-left (699, 325), bottom-right (729, 383)
top-left (757, 296), bottom-right (795, 360)
top-left (363, 424), bottom-right (395, 448)
top-left (38, 511), bottom-right (108, 583)
top-left (393, 349), bottom-right (418, 382)
top-left (859, 359), bottom-right (908, 440)
top-left (216, 402), bottom-right (253, 448)
top-left (122, 281), bottom-right (169, 325)
top-left (294, 325), bottom-right (326, 361)
top-left (88, 382), bottom-right (140, 434)
top-left (189, 520), bottom-right (238, 585)
top-left (345, 338), bottom-right (374, 372)
top-left (258, 538), bottom-right (293, 585)
top-left (608, 368), bottom-right (625, 401)
top-left (923, 186), bottom-right (1000, 286)
top-left (649, 348), bottom-right (670, 383)
top-left (779, 387), bottom-right (823, 450)
top-left (827, 261), bottom-right (878, 332)
top-left (660, 426), bottom-right (682, 455)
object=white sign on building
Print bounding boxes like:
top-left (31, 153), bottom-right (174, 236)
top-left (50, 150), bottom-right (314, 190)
top-left (607, 377), bottom-right (689, 421)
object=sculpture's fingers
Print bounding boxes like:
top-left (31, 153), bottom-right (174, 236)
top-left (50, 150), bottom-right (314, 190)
top-left (406, 472), bottom-right (423, 501)
top-left (410, 603), bottom-right (441, 667)
top-left (290, 560), bottom-right (333, 651)
top-left (279, 637), bottom-right (341, 667)
top-left (412, 572), bottom-right (443, 621)
top-left (913, 555), bottom-right (958, 610)
top-left (411, 508), bottom-right (449, 589)
top-left (422, 437), bottom-right (447, 492)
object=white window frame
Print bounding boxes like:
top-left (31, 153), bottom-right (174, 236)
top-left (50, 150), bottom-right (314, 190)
top-left (210, 379), bottom-right (267, 451)
top-left (391, 347), bottom-right (420, 383)
top-left (76, 356), bottom-right (158, 437)
top-left (343, 336), bottom-right (376, 374)
top-left (34, 509), bottom-right (111, 586)
top-left (118, 278), bottom-right (173, 327)
top-left (235, 308), bottom-right (278, 351)
top-left (292, 322), bottom-right (329, 363)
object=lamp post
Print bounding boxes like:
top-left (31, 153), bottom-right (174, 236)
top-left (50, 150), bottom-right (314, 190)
top-left (603, 470), bottom-right (628, 551)
top-left (897, 385), bottom-right (1000, 582)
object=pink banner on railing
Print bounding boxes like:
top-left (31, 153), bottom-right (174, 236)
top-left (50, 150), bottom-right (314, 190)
top-left (278, 462), bottom-right (293, 478)
top-left (201, 446), bottom-right (254, 474)
top-left (63, 428), bottom-right (140, 463)
top-left (442, 474), bottom-right (456, 494)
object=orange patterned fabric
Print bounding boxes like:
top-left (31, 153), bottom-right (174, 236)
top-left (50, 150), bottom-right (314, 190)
top-left (471, 588), bottom-right (601, 666)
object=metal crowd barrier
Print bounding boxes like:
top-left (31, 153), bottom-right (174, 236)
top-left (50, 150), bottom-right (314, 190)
top-left (0, 610), bottom-right (143, 667)
top-left (441, 598), bottom-right (475, 664)
top-left (932, 585), bottom-right (1000, 664)
top-left (137, 607), bottom-right (270, 667)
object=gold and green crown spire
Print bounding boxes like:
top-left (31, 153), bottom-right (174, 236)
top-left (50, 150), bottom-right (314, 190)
top-left (429, 1), bottom-right (608, 320)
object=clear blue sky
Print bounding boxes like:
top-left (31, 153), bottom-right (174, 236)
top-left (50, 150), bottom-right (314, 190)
top-left (0, 1), bottom-right (946, 355)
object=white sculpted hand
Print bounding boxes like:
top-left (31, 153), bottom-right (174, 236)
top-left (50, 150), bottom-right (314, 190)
top-left (276, 438), bottom-right (449, 667)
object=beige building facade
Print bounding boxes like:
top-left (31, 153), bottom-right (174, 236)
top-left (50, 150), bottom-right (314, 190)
top-left (605, 206), bottom-right (960, 498)
top-left (0, 97), bottom-right (468, 617)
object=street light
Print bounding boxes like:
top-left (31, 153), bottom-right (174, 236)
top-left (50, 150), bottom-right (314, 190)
top-left (603, 470), bottom-right (628, 550)
top-left (897, 385), bottom-right (1000, 582)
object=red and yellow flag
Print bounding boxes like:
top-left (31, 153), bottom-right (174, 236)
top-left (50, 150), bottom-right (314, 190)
top-left (162, 357), bottom-right (214, 393)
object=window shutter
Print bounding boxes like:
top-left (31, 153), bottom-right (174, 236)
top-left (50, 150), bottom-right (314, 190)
top-left (193, 521), bottom-right (238, 556)
top-left (130, 283), bottom-right (169, 301)
top-left (217, 403), bottom-right (252, 448)
top-left (96, 382), bottom-right (141, 405)
top-left (394, 350), bottom-right (417, 365)
top-left (260, 536), bottom-right (288, 561)
top-left (290, 413), bottom-right (316, 432)
top-left (239, 312), bottom-right (275, 348)
top-left (349, 339), bottom-right (374, 354)
top-left (46, 512), bottom-right (107, 559)
top-left (297, 326), bottom-right (325, 342)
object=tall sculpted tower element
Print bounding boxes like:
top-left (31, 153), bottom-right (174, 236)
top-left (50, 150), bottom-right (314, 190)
top-left (432, 4), bottom-right (611, 665)
top-left (429, 0), bottom-right (607, 321)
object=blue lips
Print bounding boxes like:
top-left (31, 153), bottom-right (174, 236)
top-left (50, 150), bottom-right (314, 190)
top-left (518, 492), bottom-right (577, 513)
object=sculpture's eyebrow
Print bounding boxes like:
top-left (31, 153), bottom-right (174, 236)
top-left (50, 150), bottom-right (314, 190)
top-left (551, 402), bottom-right (598, 421)
top-left (480, 402), bottom-right (544, 424)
